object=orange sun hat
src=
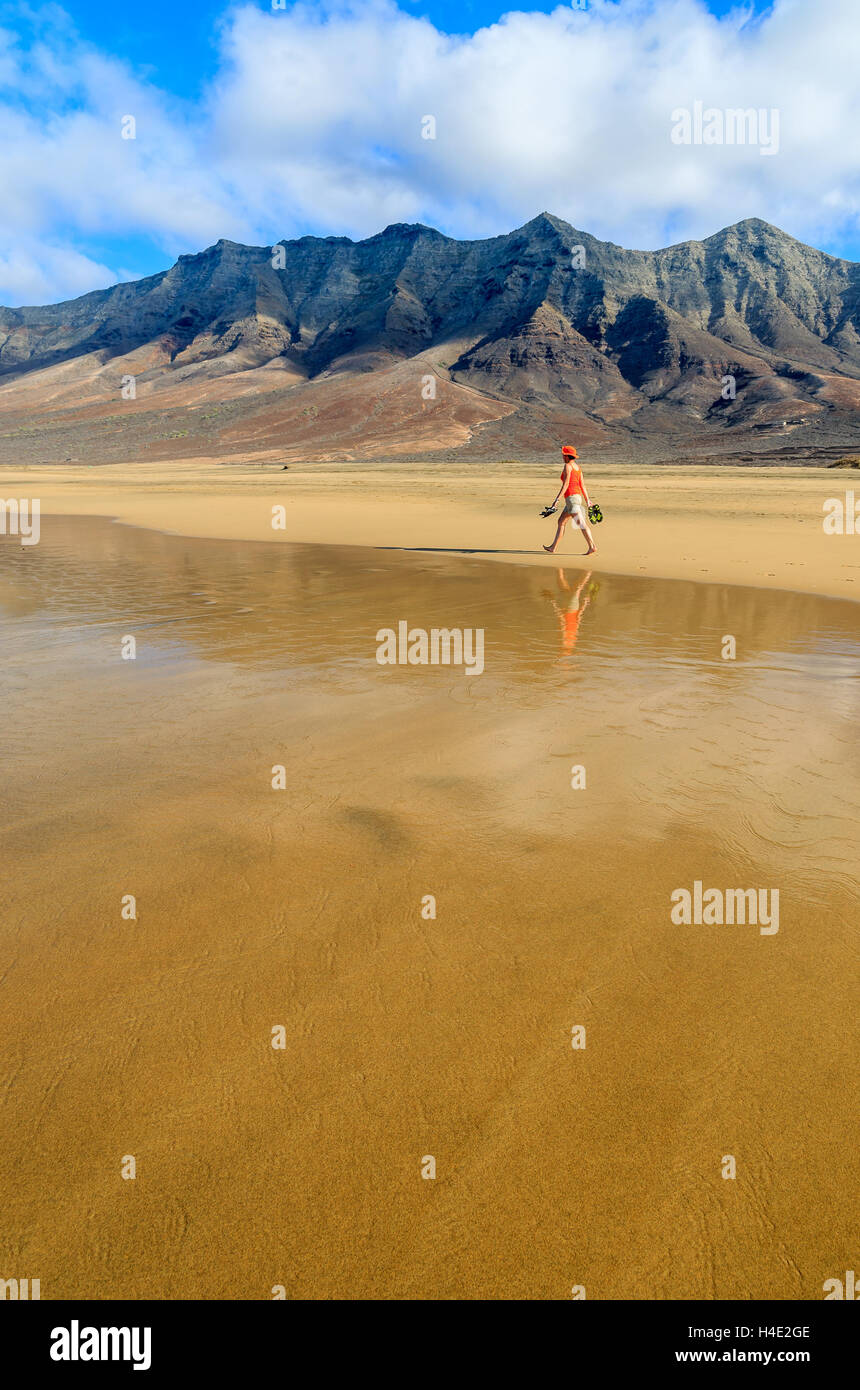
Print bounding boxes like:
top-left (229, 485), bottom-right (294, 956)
top-left (561, 445), bottom-right (578, 458)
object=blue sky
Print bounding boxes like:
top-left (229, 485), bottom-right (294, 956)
top-left (1, 0), bottom-right (859, 305)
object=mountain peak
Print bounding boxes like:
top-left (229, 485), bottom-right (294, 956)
top-left (364, 222), bottom-right (444, 244)
top-left (702, 216), bottom-right (846, 263)
top-left (734, 217), bottom-right (780, 233)
top-left (515, 211), bottom-right (573, 238)
top-left (177, 238), bottom-right (245, 264)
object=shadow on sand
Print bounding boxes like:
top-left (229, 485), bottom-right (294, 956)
top-left (377, 546), bottom-right (542, 556)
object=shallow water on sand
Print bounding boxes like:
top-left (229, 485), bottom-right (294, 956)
top-left (1, 515), bottom-right (858, 1299)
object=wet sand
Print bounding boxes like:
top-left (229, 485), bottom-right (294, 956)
top-left (1, 515), bottom-right (857, 1299)
top-left (1, 458), bottom-right (858, 600)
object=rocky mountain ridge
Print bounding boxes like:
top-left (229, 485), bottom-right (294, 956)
top-left (1, 213), bottom-right (859, 462)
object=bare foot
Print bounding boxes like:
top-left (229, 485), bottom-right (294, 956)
top-left (543, 544), bottom-right (556, 554)
top-left (585, 546), bottom-right (597, 555)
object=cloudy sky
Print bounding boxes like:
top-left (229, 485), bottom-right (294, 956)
top-left (1, 0), bottom-right (859, 305)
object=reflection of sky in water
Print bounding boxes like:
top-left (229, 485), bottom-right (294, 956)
top-left (2, 518), bottom-right (858, 683)
top-left (1, 521), bottom-right (859, 865)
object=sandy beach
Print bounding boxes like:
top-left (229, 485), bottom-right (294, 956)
top-left (1, 458), bottom-right (857, 601)
top-left (1, 512), bottom-right (857, 1300)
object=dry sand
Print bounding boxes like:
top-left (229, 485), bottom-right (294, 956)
top-left (0, 457), bottom-right (857, 600)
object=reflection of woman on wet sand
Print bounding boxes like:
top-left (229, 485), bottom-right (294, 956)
top-left (545, 568), bottom-right (593, 654)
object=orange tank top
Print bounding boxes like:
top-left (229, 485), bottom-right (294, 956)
top-left (563, 465), bottom-right (584, 497)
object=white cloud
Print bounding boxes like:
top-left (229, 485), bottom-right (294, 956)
top-left (2, 0), bottom-right (860, 305)
top-left (0, 241), bottom-right (117, 306)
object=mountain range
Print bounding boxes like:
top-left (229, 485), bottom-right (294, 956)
top-left (2, 213), bottom-right (859, 465)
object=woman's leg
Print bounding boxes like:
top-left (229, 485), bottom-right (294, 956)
top-left (543, 513), bottom-right (570, 554)
top-left (576, 514), bottom-right (597, 554)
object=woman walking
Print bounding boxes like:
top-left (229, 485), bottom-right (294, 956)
top-left (543, 445), bottom-right (597, 556)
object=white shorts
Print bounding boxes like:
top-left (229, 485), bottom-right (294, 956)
top-left (563, 496), bottom-right (586, 521)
